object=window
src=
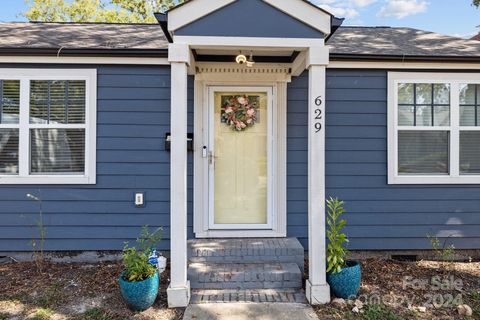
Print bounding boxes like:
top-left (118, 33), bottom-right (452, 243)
top-left (389, 72), bottom-right (480, 184)
top-left (0, 69), bottom-right (96, 184)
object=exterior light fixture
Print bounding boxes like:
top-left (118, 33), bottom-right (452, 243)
top-left (236, 53), bottom-right (247, 64)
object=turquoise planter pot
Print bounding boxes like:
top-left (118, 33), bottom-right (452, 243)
top-left (119, 271), bottom-right (159, 311)
top-left (326, 261), bottom-right (361, 299)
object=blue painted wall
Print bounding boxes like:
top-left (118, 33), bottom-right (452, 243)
top-left (0, 64), bottom-right (194, 251)
top-left (2, 65), bottom-right (480, 252)
top-left (287, 69), bottom-right (480, 250)
top-left (175, 0), bottom-right (324, 38)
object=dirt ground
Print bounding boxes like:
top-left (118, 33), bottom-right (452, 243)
top-left (0, 258), bottom-right (479, 320)
top-left (0, 261), bottom-right (184, 320)
top-left (314, 259), bottom-right (480, 320)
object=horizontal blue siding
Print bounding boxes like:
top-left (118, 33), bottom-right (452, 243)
top-left (325, 69), bottom-right (480, 250)
top-left (0, 64), bottom-right (194, 251)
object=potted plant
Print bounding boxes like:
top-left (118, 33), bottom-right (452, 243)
top-left (119, 226), bottom-right (163, 311)
top-left (326, 198), bottom-right (361, 299)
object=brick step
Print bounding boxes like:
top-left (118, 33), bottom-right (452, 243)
top-left (188, 238), bottom-right (304, 270)
top-left (188, 262), bottom-right (302, 290)
top-left (190, 288), bottom-right (307, 304)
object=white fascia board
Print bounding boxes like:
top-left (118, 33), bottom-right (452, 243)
top-left (174, 35), bottom-right (324, 50)
top-left (167, 0), bottom-right (235, 32)
top-left (0, 56), bottom-right (169, 65)
top-left (263, 0), bottom-right (331, 35)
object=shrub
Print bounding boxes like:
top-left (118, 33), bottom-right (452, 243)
top-left (122, 226), bottom-right (163, 282)
top-left (326, 197), bottom-right (349, 274)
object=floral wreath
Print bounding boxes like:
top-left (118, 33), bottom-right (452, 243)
top-left (221, 95), bottom-right (259, 131)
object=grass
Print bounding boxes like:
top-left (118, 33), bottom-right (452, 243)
top-left (31, 308), bottom-right (54, 320)
top-left (0, 313), bottom-right (8, 320)
top-left (361, 304), bottom-right (405, 320)
top-left (469, 290), bottom-right (480, 318)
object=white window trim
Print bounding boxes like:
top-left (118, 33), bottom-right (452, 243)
top-left (0, 68), bottom-right (97, 185)
top-left (388, 72), bottom-right (480, 184)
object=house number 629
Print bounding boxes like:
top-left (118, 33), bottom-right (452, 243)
top-left (314, 96), bottom-right (323, 133)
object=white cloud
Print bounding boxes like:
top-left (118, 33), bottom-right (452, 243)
top-left (319, 4), bottom-right (359, 18)
top-left (378, 0), bottom-right (428, 19)
top-left (351, 0), bottom-right (377, 7)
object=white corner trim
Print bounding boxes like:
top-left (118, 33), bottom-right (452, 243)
top-left (292, 51), bottom-right (307, 77)
top-left (388, 71), bottom-right (480, 185)
top-left (0, 56), bottom-right (168, 65)
top-left (262, 0), bottom-right (331, 35)
top-left (168, 43), bottom-right (191, 64)
top-left (329, 60), bottom-right (480, 70)
top-left (0, 68), bottom-right (97, 185)
top-left (173, 35), bottom-right (324, 50)
top-left (306, 46), bottom-right (329, 67)
top-left (168, 0), bottom-right (235, 32)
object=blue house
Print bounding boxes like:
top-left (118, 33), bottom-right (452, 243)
top-left (1, 0), bottom-right (480, 307)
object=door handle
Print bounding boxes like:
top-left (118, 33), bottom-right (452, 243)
top-left (208, 151), bottom-right (218, 165)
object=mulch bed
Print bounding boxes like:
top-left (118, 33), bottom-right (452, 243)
top-left (314, 258), bottom-right (480, 320)
top-left (1, 258), bottom-right (479, 319)
top-left (0, 260), bottom-right (184, 320)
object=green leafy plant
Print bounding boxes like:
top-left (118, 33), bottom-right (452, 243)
top-left (362, 304), bottom-right (404, 320)
top-left (122, 226), bottom-right (163, 282)
top-left (27, 192), bottom-right (46, 274)
top-left (427, 234), bottom-right (455, 262)
top-left (326, 197), bottom-right (349, 274)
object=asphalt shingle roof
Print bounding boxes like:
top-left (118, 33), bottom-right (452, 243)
top-left (0, 23), bottom-right (480, 60)
top-left (0, 22), bottom-right (167, 51)
top-left (328, 26), bottom-right (480, 58)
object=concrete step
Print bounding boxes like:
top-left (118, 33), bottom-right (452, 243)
top-left (190, 288), bottom-right (307, 304)
top-left (188, 238), bottom-right (304, 271)
top-left (188, 262), bottom-right (303, 290)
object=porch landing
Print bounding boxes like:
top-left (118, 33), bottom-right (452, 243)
top-left (187, 238), bottom-right (306, 304)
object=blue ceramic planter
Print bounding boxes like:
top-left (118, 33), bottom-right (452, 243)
top-left (119, 271), bottom-right (159, 311)
top-left (327, 260), bottom-right (361, 299)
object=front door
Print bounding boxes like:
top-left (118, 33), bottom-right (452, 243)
top-left (208, 86), bottom-right (273, 230)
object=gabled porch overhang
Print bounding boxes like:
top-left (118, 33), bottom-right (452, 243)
top-left (162, 0), bottom-right (341, 308)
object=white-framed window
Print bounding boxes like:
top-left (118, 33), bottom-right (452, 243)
top-left (388, 72), bottom-right (480, 184)
top-left (0, 69), bottom-right (96, 184)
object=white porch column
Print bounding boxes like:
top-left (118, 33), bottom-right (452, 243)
top-left (167, 43), bottom-right (191, 308)
top-left (305, 46), bottom-right (331, 305)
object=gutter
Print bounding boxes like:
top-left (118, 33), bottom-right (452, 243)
top-left (0, 48), bottom-right (168, 58)
top-left (330, 53), bottom-right (480, 63)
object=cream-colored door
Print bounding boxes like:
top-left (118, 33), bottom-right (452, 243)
top-left (208, 87), bottom-right (272, 229)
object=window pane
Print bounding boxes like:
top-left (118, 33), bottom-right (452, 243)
top-left (30, 80), bottom-right (85, 124)
top-left (398, 83), bottom-right (414, 104)
top-left (1, 80), bottom-right (20, 124)
top-left (398, 131), bottom-right (449, 175)
top-left (416, 84), bottom-right (432, 104)
top-left (433, 84), bottom-right (450, 104)
top-left (30, 129), bottom-right (85, 174)
top-left (398, 105), bottom-right (414, 126)
top-left (460, 105), bottom-right (476, 126)
top-left (460, 131), bottom-right (480, 174)
top-left (0, 128), bottom-right (19, 174)
top-left (416, 105), bottom-right (432, 126)
top-left (434, 105), bottom-right (450, 126)
top-left (460, 84), bottom-right (476, 105)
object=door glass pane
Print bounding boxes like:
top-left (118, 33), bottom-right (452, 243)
top-left (213, 91), bottom-right (268, 225)
top-left (398, 131), bottom-right (449, 175)
top-left (460, 131), bottom-right (480, 174)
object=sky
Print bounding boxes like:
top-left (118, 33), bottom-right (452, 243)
top-left (0, 0), bottom-right (479, 38)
